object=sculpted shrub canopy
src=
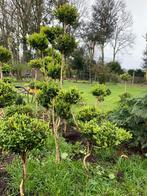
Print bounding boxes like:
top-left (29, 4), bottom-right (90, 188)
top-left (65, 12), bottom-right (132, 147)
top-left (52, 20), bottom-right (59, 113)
top-left (0, 114), bottom-right (48, 154)
top-left (0, 81), bottom-right (17, 108)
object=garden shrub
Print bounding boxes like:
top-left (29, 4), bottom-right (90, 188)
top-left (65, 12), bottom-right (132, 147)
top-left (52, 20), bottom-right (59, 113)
top-left (47, 64), bottom-right (61, 80)
top-left (92, 84), bottom-right (111, 103)
top-left (109, 95), bottom-right (147, 152)
top-left (0, 81), bottom-right (17, 108)
top-left (5, 104), bottom-right (35, 118)
top-left (77, 106), bottom-right (106, 123)
top-left (37, 81), bottom-right (60, 108)
top-left (79, 120), bottom-right (132, 148)
top-left (2, 64), bottom-right (12, 76)
top-left (0, 113), bottom-right (48, 195)
top-left (29, 80), bottom-right (45, 90)
top-left (3, 77), bottom-right (16, 83)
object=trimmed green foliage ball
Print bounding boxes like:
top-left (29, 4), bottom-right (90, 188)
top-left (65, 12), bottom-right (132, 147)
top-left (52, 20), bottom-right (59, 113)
top-left (55, 34), bottom-right (77, 56)
top-left (37, 81), bottom-right (60, 108)
top-left (79, 119), bottom-right (132, 148)
top-left (29, 58), bottom-right (43, 69)
top-left (58, 87), bottom-right (81, 105)
top-left (2, 63), bottom-right (12, 75)
top-left (0, 46), bottom-right (11, 63)
top-left (28, 33), bottom-right (48, 51)
top-left (0, 114), bottom-right (48, 154)
top-left (120, 73), bottom-right (132, 81)
top-left (77, 106), bottom-right (106, 123)
top-left (41, 26), bottom-right (63, 45)
top-left (92, 84), bottom-right (111, 102)
top-left (55, 3), bottom-right (78, 26)
top-left (47, 64), bottom-right (61, 79)
top-left (0, 81), bottom-right (17, 108)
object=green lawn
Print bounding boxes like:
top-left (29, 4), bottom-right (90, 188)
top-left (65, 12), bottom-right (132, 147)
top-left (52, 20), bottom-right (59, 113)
top-left (64, 80), bottom-right (147, 111)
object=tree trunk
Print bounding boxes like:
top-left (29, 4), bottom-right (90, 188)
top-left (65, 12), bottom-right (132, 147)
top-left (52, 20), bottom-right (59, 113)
top-left (54, 129), bottom-right (61, 163)
top-left (0, 63), bottom-right (3, 80)
top-left (60, 52), bottom-right (64, 87)
top-left (83, 142), bottom-right (91, 171)
top-left (52, 100), bottom-right (61, 163)
top-left (34, 69), bottom-right (38, 81)
top-left (63, 119), bottom-right (67, 133)
top-left (20, 152), bottom-right (27, 196)
top-left (113, 50), bottom-right (116, 62)
top-left (22, 37), bottom-right (28, 63)
top-left (101, 44), bottom-right (105, 65)
top-left (132, 71), bottom-right (135, 85)
top-left (125, 81), bottom-right (127, 93)
top-left (89, 64), bottom-right (92, 84)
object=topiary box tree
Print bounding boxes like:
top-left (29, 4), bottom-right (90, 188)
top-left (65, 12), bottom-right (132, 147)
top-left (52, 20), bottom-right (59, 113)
top-left (29, 58), bottom-right (43, 81)
top-left (0, 113), bottom-right (48, 196)
top-left (77, 107), bottom-right (132, 170)
top-left (0, 81), bottom-right (17, 108)
top-left (0, 46), bottom-right (11, 79)
top-left (120, 73), bottom-right (132, 93)
top-left (54, 3), bottom-right (78, 87)
top-left (37, 82), bottom-right (82, 162)
top-left (92, 84), bottom-right (111, 104)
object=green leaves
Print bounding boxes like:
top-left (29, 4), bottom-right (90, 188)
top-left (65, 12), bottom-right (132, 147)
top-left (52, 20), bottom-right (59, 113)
top-left (37, 81), bottom-right (60, 108)
top-left (54, 4), bottom-right (78, 27)
top-left (55, 33), bottom-right (77, 56)
top-left (47, 64), bottom-right (61, 80)
top-left (28, 33), bottom-right (48, 52)
top-left (58, 87), bottom-right (82, 105)
top-left (92, 84), bottom-right (111, 102)
top-left (77, 106), bottom-right (106, 123)
top-left (79, 119), bottom-right (132, 148)
top-left (0, 81), bottom-right (17, 108)
top-left (0, 114), bottom-right (48, 154)
top-left (120, 73), bottom-right (132, 81)
top-left (0, 46), bottom-right (11, 63)
top-left (29, 58), bottom-right (43, 69)
top-left (41, 26), bottom-right (63, 45)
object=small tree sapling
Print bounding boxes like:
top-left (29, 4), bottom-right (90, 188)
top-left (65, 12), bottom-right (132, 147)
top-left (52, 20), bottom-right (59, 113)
top-left (0, 81), bottom-right (17, 108)
top-left (0, 46), bottom-right (11, 79)
top-left (29, 58), bottom-right (43, 80)
top-left (92, 84), bottom-right (111, 104)
top-left (28, 33), bottom-right (48, 57)
top-left (54, 3), bottom-right (78, 87)
top-left (38, 83), bottom-right (82, 162)
top-left (0, 114), bottom-right (48, 196)
top-left (37, 81), bottom-right (61, 162)
top-left (120, 73), bottom-right (132, 93)
top-left (77, 106), bottom-right (106, 123)
top-left (78, 119), bottom-right (132, 170)
top-left (56, 87), bottom-right (82, 133)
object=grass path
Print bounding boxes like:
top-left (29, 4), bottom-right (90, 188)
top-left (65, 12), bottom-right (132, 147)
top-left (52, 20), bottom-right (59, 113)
top-left (64, 80), bottom-right (147, 111)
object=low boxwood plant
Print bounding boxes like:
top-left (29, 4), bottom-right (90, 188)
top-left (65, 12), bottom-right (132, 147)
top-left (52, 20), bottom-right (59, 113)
top-left (0, 113), bottom-right (48, 196)
top-left (37, 82), bottom-right (82, 162)
top-left (77, 106), bottom-right (106, 123)
top-left (78, 108), bottom-right (132, 170)
top-left (0, 81), bottom-right (17, 108)
top-left (92, 84), bottom-right (111, 104)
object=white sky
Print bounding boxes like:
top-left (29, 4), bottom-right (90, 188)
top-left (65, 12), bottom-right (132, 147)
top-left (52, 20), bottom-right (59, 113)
top-left (88, 0), bottom-right (147, 69)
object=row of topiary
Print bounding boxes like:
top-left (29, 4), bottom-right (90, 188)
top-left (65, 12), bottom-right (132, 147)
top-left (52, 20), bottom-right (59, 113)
top-left (0, 80), bottom-right (132, 195)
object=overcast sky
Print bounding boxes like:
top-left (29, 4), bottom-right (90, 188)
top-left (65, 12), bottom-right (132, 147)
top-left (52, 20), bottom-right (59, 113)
top-left (88, 0), bottom-right (147, 69)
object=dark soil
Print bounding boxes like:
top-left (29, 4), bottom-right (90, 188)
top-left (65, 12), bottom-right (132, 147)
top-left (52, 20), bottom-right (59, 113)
top-left (0, 153), bottom-right (14, 196)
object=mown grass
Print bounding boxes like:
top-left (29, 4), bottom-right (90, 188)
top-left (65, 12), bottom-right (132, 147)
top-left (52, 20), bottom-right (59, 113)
top-left (7, 151), bottom-right (147, 196)
top-left (64, 80), bottom-right (147, 111)
top-left (5, 80), bottom-right (147, 196)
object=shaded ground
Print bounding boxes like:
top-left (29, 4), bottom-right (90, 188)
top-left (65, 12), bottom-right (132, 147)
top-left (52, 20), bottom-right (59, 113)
top-left (0, 153), bottom-right (14, 196)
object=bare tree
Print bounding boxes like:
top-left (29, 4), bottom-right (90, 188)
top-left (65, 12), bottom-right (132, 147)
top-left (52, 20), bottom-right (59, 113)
top-left (110, 0), bottom-right (135, 62)
top-left (90, 0), bottom-right (118, 65)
